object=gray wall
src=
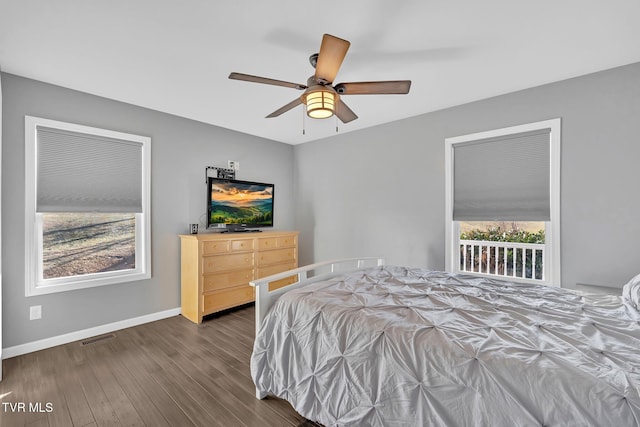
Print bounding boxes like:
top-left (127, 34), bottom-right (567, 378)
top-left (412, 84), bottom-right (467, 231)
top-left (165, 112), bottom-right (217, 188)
top-left (294, 62), bottom-right (640, 292)
top-left (3, 62), bottom-right (639, 349)
top-left (1, 73), bottom-right (295, 348)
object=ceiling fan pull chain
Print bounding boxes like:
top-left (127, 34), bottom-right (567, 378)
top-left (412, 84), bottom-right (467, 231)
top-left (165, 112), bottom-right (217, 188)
top-left (335, 114), bottom-right (339, 133)
top-left (302, 105), bottom-right (306, 135)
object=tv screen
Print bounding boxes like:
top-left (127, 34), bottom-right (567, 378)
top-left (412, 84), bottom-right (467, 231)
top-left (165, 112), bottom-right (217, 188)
top-left (207, 178), bottom-right (274, 230)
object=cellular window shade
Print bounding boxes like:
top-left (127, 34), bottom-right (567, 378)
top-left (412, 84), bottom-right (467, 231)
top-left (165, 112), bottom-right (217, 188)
top-left (453, 128), bottom-right (550, 221)
top-left (36, 126), bottom-right (143, 213)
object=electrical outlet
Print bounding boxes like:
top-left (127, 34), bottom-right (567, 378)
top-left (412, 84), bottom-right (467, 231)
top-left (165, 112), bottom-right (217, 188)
top-left (30, 305), bottom-right (42, 320)
top-left (228, 160), bottom-right (240, 171)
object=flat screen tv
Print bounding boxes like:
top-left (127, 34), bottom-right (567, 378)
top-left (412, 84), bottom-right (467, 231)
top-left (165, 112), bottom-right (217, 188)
top-left (207, 177), bottom-right (274, 231)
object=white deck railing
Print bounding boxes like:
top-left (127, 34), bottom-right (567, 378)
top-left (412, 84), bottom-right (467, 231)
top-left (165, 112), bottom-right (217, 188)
top-left (459, 240), bottom-right (545, 281)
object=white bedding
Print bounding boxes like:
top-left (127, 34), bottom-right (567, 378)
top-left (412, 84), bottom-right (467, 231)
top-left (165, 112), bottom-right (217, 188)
top-left (251, 266), bottom-right (640, 426)
top-left (623, 273), bottom-right (640, 310)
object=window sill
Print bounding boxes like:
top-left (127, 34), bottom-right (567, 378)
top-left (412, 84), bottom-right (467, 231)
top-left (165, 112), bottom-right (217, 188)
top-left (26, 270), bottom-right (151, 297)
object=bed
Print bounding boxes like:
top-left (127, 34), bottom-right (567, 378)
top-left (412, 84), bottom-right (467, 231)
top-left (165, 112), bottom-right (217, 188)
top-left (249, 258), bottom-right (640, 426)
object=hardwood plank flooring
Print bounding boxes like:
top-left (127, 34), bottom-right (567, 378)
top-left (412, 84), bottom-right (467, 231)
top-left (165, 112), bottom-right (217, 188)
top-left (0, 304), bottom-right (307, 427)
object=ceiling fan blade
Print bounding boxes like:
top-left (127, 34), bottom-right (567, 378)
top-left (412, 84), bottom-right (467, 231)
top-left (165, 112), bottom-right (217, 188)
top-left (314, 34), bottom-right (350, 84)
top-left (334, 80), bottom-right (411, 95)
top-left (266, 98), bottom-right (303, 118)
top-left (335, 100), bottom-right (358, 123)
top-left (229, 72), bottom-right (307, 90)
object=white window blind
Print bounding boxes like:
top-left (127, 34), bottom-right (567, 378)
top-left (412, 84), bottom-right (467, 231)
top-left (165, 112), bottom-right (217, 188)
top-left (453, 128), bottom-right (551, 221)
top-left (36, 126), bottom-right (143, 213)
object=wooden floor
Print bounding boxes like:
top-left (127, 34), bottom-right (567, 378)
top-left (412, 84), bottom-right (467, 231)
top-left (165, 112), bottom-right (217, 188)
top-left (0, 304), bottom-right (308, 427)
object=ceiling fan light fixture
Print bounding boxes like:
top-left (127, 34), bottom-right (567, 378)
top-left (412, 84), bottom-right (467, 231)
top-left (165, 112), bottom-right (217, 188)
top-left (304, 88), bottom-right (336, 119)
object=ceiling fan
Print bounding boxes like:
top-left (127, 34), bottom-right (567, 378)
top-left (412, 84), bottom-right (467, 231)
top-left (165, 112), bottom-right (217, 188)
top-left (229, 34), bottom-right (411, 123)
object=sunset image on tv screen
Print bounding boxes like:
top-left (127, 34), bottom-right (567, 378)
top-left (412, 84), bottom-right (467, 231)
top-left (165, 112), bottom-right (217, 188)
top-left (209, 182), bottom-right (273, 225)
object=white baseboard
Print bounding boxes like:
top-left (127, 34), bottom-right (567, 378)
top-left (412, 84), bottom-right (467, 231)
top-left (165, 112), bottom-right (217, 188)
top-left (2, 307), bottom-right (181, 359)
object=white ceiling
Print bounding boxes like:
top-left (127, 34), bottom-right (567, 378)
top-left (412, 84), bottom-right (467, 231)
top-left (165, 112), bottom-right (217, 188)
top-left (1, 1), bottom-right (639, 145)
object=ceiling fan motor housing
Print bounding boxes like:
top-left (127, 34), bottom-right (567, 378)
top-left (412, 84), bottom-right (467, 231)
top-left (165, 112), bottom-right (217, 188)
top-left (309, 53), bottom-right (319, 68)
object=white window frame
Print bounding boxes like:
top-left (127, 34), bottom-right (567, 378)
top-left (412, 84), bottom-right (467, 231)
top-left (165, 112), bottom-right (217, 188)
top-left (25, 116), bottom-right (151, 296)
top-left (445, 118), bottom-right (561, 286)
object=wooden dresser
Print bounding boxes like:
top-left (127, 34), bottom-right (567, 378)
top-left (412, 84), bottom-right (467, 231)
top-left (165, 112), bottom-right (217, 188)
top-left (179, 231), bottom-right (298, 323)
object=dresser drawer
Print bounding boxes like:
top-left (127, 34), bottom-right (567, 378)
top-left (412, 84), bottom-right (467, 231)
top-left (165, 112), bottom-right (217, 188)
top-left (257, 248), bottom-right (296, 266)
top-left (257, 261), bottom-right (297, 279)
top-left (257, 237), bottom-right (278, 250)
top-left (230, 239), bottom-right (254, 252)
top-left (203, 268), bottom-right (253, 292)
top-left (257, 235), bottom-right (297, 250)
top-left (203, 286), bottom-right (254, 315)
top-left (202, 239), bottom-right (231, 255)
top-left (203, 253), bottom-right (253, 273)
top-left (276, 234), bottom-right (297, 248)
top-left (257, 261), bottom-right (297, 291)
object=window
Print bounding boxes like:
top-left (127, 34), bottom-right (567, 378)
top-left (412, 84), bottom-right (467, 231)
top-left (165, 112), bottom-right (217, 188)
top-left (445, 119), bottom-right (560, 286)
top-left (25, 116), bottom-right (151, 296)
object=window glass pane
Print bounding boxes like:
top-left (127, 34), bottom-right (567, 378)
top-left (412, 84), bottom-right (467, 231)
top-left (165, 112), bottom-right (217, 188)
top-left (459, 221), bottom-right (545, 242)
top-left (42, 213), bottom-right (136, 279)
top-left (458, 221), bottom-right (545, 281)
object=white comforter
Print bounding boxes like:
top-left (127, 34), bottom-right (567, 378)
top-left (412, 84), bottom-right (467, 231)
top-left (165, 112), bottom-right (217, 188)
top-left (251, 266), bottom-right (640, 426)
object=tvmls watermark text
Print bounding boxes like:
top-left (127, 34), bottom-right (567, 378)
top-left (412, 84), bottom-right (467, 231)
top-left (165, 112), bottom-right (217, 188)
top-left (2, 402), bottom-right (54, 413)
